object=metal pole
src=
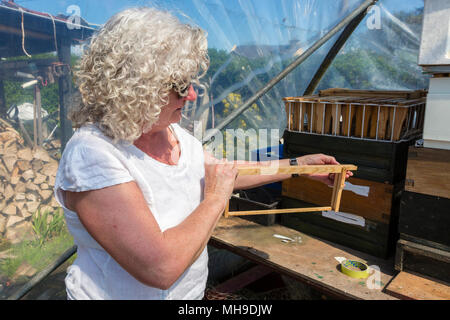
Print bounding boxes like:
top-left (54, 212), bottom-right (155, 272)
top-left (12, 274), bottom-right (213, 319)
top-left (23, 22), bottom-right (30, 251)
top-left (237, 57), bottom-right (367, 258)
top-left (202, 0), bottom-right (378, 144)
top-left (7, 245), bottom-right (77, 300)
top-left (303, 1), bottom-right (375, 95)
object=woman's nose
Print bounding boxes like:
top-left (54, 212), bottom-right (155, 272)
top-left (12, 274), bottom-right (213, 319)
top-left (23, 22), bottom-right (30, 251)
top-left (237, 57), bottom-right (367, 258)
top-left (183, 85), bottom-right (197, 102)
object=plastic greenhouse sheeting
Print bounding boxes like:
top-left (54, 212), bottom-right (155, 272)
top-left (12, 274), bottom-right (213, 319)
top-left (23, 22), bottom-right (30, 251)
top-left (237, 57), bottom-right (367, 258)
top-left (4, 0), bottom-right (427, 149)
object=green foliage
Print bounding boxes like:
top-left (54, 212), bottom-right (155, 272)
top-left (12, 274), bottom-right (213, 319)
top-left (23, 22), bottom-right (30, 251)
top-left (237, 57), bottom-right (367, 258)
top-left (31, 207), bottom-right (66, 247)
top-left (0, 208), bottom-right (72, 280)
top-left (0, 232), bottom-right (73, 279)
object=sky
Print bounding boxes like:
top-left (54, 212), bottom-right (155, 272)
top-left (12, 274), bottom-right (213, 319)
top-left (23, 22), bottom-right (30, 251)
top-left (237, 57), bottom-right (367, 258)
top-left (10, 0), bottom-right (424, 50)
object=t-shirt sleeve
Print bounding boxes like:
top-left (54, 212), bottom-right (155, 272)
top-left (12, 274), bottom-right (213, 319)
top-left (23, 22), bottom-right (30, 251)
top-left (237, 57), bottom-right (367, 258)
top-left (56, 141), bottom-right (134, 193)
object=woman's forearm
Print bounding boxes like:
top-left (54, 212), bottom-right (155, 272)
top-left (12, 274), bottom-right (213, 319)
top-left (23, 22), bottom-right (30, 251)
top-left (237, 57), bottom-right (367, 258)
top-left (160, 196), bottom-right (226, 285)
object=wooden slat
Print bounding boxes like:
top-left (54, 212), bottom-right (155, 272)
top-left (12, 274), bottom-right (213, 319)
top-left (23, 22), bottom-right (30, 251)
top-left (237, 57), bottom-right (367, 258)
top-left (405, 146), bottom-right (450, 199)
top-left (227, 206), bottom-right (332, 216)
top-left (331, 168), bottom-right (347, 211)
top-left (385, 271), bottom-right (450, 300)
top-left (319, 88), bottom-right (427, 99)
top-left (236, 164), bottom-right (357, 176)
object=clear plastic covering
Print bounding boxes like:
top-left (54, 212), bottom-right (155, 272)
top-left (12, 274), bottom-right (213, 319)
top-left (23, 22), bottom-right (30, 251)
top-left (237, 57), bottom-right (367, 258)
top-left (0, 0), bottom-right (429, 298)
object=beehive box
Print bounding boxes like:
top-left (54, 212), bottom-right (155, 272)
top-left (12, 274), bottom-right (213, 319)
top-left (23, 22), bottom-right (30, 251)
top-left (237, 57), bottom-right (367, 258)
top-left (399, 146), bottom-right (450, 248)
top-left (279, 89), bottom-right (427, 258)
top-left (284, 88), bottom-right (427, 141)
top-left (281, 176), bottom-right (403, 258)
top-left (282, 89), bottom-right (427, 184)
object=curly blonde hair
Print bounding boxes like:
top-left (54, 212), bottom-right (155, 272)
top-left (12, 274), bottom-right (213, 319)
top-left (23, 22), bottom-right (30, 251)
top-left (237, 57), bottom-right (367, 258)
top-left (69, 7), bottom-right (209, 143)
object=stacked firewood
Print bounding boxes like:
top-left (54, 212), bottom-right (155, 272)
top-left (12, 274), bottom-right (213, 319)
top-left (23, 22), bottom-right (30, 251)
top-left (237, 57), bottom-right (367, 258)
top-left (0, 118), bottom-right (61, 243)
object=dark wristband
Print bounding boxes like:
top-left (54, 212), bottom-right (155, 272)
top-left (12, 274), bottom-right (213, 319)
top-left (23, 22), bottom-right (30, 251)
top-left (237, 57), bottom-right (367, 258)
top-left (290, 158), bottom-right (299, 177)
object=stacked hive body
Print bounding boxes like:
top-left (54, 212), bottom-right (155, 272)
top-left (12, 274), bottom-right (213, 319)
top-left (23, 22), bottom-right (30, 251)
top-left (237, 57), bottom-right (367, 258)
top-left (280, 89), bottom-right (427, 258)
top-left (396, 146), bottom-right (450, 283)
top-left (0, 119), bottom-right (61, 244)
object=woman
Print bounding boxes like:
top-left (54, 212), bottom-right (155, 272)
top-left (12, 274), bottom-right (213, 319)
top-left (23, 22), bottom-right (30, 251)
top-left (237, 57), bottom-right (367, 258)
top-left (55, 7), bottom-right (351, 300)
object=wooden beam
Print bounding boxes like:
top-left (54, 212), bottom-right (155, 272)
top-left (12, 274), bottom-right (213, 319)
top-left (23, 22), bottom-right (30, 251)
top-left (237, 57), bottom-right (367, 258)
top-left (385, 271), bottom-right (450, 300)
top-left (0, 79), bottom-right (6, 117)
top-left (57, 36), bottom-right (73, 151)
top-left (0, 24), bottom-right (53, 41)
top-left (226, 207), bottom-right (333, 216)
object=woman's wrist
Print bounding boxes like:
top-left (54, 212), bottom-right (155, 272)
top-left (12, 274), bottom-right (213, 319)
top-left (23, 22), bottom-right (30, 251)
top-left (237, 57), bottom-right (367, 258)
top-left (203, 194), bottom-right (229, 213)
top-left (295, 156), bottom-right (306, 166)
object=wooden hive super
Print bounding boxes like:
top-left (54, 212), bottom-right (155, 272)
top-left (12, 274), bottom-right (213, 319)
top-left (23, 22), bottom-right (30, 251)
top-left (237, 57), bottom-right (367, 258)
top-left (280, 88), bottom-right (427, 258)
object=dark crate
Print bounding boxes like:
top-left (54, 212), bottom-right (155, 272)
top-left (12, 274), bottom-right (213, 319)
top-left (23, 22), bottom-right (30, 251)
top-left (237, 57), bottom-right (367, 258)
top-left (399, 191), bottom-right (450, 248)
top-left (283, 130), bottom-right (413, 184)
top-left (280, 197), bottom-right (400, 258)
top-left (230, 186), bottom-right (281, 226)
top-left (395, 238), bottom-right (450, 284)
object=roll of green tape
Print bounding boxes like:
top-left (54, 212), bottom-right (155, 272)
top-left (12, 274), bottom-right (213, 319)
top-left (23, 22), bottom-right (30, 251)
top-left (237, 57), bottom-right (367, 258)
top-left (340, 259), bottom-right (370, 279)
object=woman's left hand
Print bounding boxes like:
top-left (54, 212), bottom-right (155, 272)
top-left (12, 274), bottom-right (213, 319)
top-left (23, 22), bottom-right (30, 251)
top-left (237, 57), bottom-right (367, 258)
top-left (297, 153), bottom-right (353, 186)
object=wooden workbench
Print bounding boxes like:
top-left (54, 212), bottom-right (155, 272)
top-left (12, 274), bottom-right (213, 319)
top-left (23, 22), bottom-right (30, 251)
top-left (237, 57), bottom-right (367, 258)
top-left (210, 217), bottom-right (397, 300)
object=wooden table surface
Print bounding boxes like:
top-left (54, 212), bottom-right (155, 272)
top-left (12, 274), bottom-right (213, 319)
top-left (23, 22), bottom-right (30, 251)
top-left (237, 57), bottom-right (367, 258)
top-left (210, 216), bottom-right (398, 300)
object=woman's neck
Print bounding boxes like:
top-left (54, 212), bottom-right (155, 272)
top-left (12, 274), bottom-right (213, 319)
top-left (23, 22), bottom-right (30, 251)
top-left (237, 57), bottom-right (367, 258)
top-left (133, 125), bottom-right (180, 165)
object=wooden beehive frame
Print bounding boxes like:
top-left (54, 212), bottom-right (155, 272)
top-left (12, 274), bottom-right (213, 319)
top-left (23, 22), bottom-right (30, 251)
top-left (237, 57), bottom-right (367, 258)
top-left (224, 164), bottom-right (357, 218)
top-left (283, 89), bottom-right (427, 142)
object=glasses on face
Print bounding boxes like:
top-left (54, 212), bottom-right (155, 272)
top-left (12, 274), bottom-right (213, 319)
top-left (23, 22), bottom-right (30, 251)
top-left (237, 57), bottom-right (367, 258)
top-left (172, 82), bottom-right (191, 98)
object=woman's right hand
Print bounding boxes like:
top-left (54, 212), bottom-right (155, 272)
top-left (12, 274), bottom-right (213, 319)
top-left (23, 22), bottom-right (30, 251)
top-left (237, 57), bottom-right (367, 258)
top-left (203, 152), bottom-right (238, 210)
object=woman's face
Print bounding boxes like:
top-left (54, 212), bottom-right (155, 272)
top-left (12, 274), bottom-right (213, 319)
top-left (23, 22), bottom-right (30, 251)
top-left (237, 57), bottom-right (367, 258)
top-left (154, 85), bottom-right (197, 129)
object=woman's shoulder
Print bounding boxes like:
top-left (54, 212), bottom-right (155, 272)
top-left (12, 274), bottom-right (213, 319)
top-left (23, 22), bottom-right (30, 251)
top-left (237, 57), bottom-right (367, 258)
top-left (65, 124), bottom-right (116, 152)
top-left (61, 124), bottom-right (126, 165)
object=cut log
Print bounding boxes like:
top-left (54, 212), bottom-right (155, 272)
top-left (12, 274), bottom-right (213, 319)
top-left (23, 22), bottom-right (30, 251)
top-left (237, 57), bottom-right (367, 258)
top-left (4, 184), bottom-right (14, 201)
top-left (0, 182), bottom-right (4, 194)
top-left (0, 200), bottom-right (6, 211)
top-left (39, 189), bottom-right (53, 202)
top-left (15, 201), bottom-right (25, 211)
top-left (26, 201), bottom-right (40, 214)
top-left (48, 175), bottom-right (56, 187)
top-left (0, 161), bottom-right (9, 179)
top-left (10, 166), bottom-right (20, 185)
top-left (6, 215), bottom-right (25, 228)
top-left (40, 183), bottom-right (49, 190)
top-left (0, 131), bottom-right (17, 142)
top-left (17, 148), bottom-right (33, 161)
top-left (41, 161), bottom-right (58, 177)
top-left (4, 142), bottom-right (18, 154)
top-left (3, 155), bottom-right (17, 172)
top-left (31, 159), bottom-right (43, 172)
top-left (15, 193), bottom-right (26, 201)
top-left (26, 180), bottom-right (40, 192)
top-left (16, 160), bottom-right (31, 171)
top-left (40, 205), bottom-right (53, 214)
top-left (5, 221), bottom-right (35, 244)
top-left (21, 169), bottom-right (35, 181)
top-left (0, 214), bottom-right (6, 234)
top-left (49, 197), bottom-right (60, 208)
top-left (26, 193), bottom-right (38, 202)
top-left (33, 172), bottom-right (47, 185)
top-left (33, 147), bottom-right (52, 162)
top-left (4, 203), bottom-right (17, 216)
top-left (14, 181), bottom-right (26, 193)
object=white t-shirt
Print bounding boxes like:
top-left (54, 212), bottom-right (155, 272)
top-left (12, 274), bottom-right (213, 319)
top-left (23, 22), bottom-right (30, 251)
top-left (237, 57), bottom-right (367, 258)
top-left (54, 123), bottom-right (208, 300)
